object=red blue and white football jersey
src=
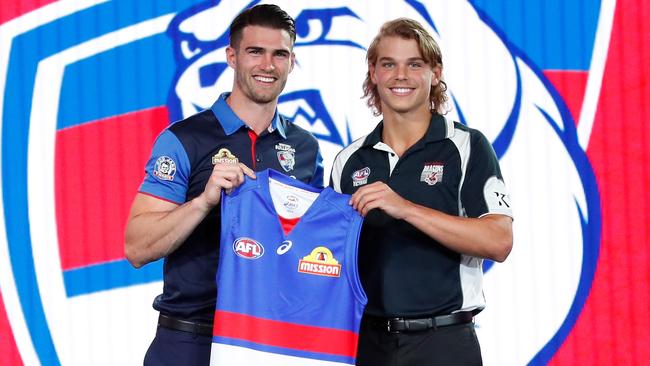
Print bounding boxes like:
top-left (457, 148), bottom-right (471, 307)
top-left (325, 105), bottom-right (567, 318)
top-left (211, 169), bottom-right (366, 365)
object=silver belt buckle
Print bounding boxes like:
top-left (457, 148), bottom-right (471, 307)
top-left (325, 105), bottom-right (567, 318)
top-left (387, 318), bottom-right (402, 333)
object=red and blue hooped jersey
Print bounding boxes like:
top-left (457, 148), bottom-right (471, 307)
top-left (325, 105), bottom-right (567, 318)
top-left (211, 169), bottom-right (366, 365)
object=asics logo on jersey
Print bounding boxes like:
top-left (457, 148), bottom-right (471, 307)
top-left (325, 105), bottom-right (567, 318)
top-left (276, 240), bottom-right (293, 255)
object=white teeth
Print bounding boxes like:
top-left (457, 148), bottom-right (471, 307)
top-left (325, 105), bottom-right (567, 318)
top-left (391, 87), bottom-right (413, 94)
top-left (254, 76), bottom-right (274, 83)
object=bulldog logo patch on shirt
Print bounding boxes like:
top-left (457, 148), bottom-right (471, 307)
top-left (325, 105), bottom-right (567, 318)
top-left (275, 143), bottom-right (296, 172)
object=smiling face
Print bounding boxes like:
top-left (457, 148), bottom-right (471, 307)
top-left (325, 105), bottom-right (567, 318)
top-left (226, 25), bottom-right (295, 105)
top-left (369, 36), bottom-right (441, 118)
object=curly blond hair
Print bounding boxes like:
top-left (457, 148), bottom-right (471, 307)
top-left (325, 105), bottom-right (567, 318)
top-left (363, 18), bottom-right (449, 116)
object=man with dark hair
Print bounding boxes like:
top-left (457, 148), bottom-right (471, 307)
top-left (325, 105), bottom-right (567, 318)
top-left (125, 4), bottom-right (323, 365)
top-left (330, 18), bottom-right (513, 365)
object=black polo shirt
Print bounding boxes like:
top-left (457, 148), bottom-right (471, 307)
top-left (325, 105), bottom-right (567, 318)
top-left (139, 93), bottom-right (323, 322)
top-left (330, 114), bottom-right (512, 318)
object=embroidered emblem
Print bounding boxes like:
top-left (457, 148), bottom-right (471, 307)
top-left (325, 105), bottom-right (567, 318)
top-left (153, 156), bottom-right (177, 181)
top-left (352, 167), bottom-right (371, 187)
top-left (421, 162), bottom-right (444, 186)
top-left (298, 246), bottom-right (341, 277)
top-left (233, 237), bottom-right (264, 259)
top-left (212, 148), bottom-right (238, 165)
top-left (283, 194), bottom-right (299, 212)
top-left (275, 143), bottom-right (296, 172)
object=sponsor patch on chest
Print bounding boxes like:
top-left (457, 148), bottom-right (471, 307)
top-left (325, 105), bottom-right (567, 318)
top-left (420, 162), bottom-right (444, 185)
top-left (352, 167), bottom-right (371, 187)
top-left (212, 148), bottom-right (239, 165)
top-left (298, 246), bottom-right (341, 277)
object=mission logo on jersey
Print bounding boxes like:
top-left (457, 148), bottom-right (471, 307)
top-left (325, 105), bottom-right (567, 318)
top-left (298, 246), bottom-right (342, 277)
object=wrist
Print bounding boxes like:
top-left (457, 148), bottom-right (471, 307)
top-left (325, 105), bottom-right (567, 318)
top-left (400, 200), bottom-right (418, 221)
top-left (192, 193), bottom-right (215, 213)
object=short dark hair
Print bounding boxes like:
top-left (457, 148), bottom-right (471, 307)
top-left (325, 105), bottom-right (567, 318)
top-left (229, 4), bottom-right (296, 49)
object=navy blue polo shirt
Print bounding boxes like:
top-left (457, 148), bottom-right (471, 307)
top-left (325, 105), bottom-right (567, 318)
top-left (139, 92), bottom-right (323, 322)
top-left (330, 114), bottom-right (512, 318)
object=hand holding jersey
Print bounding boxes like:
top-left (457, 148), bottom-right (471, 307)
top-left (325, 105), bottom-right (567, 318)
top-left (349, 181), bottom-right (411, 219)
top-left (199, 162), bottom-right (256, 208)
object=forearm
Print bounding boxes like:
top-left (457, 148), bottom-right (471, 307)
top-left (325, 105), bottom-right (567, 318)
top-left (125, 196), bottom-right (212, 267)
top-left (402, 202), bottom-right (513, 262)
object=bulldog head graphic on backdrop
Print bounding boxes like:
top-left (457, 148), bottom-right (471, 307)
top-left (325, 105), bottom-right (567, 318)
top-left (0, 1), bottom-right (599, 365)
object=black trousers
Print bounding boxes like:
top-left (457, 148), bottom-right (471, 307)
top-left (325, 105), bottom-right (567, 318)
top-left (356, 316), bottom-right (483, 366)
top-left (143, 326), bottom-right (212, 366)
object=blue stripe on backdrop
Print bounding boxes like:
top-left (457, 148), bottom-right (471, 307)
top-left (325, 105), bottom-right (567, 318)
top-left (63, 259), bottom-right (163, 297)
top-left (58, 34), bottom-right (175, 129)
top-left (470, 0), bottom-right (600, 70)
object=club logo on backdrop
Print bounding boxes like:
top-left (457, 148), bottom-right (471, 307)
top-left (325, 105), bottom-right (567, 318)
top-left (1, 0), bottom-right (604, 364)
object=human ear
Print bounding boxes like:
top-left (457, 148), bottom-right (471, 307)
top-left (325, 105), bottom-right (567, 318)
top-left (226, 46), bottom-right (237, 69)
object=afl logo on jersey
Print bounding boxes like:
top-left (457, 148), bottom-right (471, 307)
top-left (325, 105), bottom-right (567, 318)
top-left (233, 237), bottom-right (264, 259)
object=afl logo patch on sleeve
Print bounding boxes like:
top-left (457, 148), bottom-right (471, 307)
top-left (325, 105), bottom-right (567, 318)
top-left (153, 156), bottom-right (177, 181)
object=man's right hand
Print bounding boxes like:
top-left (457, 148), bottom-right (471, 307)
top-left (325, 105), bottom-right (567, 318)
top-left (195, 162), bottom-right (256, 210)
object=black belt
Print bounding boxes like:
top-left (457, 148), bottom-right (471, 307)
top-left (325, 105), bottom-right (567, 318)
top-left (158, 314), bottom-right (213, 336)
top-left (366, 311), bottom-right (475, 333)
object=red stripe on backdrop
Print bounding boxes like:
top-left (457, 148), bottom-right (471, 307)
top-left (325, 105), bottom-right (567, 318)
top-left (55, 107), bottom-right (169, 270)
top-left (543, 70), bottom-right (588, 125)
top-left (0, 290), bottom-right (23, 365)
top-left (550, 0), bottom-right (650, 364)
top-left (214, 310), bottom-right (359, 358)
top-left (0, 0), bottom-right (57, 24)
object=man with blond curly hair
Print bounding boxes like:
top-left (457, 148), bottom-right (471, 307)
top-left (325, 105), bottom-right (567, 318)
top-left (330, 18), bottom-right (513, 365)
